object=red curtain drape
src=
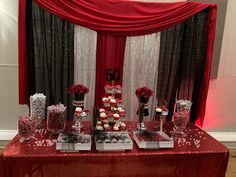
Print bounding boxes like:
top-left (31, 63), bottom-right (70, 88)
top-left (33, 0), bottom-right (210, 36)
top-left (18, 0), bottom-right (29, 104)
top-left (196, 5), bottom-right (217, 127)
top-left (19, 0), bottom-right (217, 126)
top-left (95, 33), bottom-right (126, 107)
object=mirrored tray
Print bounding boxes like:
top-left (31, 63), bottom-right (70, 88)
top-left (133, 131), bottom-right (174, 149)
top-left (56, 133), bottom-right (91, 152)
top-left (95, 131), bottom-right (133, 151)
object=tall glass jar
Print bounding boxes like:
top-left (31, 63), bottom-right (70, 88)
top-left (47, 104), bottom-right (66, 134)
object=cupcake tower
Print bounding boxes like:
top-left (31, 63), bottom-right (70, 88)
top-left (95, 85), bottom-right (126, 131)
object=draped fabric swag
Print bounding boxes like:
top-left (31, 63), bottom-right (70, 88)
top-left (122, 33), bottom-right (160, 121)
top-left (19, 0), bottom-right (217, 125)
top-left (74, 26), bottom-right (97, 120)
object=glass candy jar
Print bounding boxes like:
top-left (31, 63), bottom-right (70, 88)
top-left (18, 115), bottom-right (36, 142)
top-left (47, 104), bottom-right (66, 134)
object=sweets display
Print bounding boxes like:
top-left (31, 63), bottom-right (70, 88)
top-left (47, 103), bottom-right (66, 134)
top-left (95, 100), bottom-right (126, 131)
top-left (95, 84), bottom-right (127, 131)
top-left (18, 116), bottom-right (36, 142)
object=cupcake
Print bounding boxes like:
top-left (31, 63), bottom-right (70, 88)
top-left (99, 112), bottom-right (107, 122)
top-left (75, 107), bottom-right (83, 113)
top-left (120, 122), bottom-right (126, 128)
top-left (96, 125), bottom-right (104, 131)
top-left (102, 97), bottom-right (110, 107)
top-left (113, 124), bottom-right (119, 131)
top-left (99, 108), bottom-right (105, 113)
top-left (155, 107), bottom-right (163, 115)
top-left (113, 113), bottom-right (120, 122)
top-left (110, 98), bottom-right (117, 107)
top-left (103, 123), bottom-right (110, 130)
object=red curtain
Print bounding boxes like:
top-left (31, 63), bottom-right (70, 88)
top-left (18, 0), bottom-right (29, 104)
top-left (95, 33), bottom-right (126, 106)
top-left (19, 0), bottom-right (217, 126)
top-left (196, 5), bottom-right (217, 127)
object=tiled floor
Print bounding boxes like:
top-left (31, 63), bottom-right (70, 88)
top-left (0, 148), bottom-right (235, 177)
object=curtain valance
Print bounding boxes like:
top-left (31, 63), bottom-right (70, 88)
top-left (33, 0), bottom-right (214, 36)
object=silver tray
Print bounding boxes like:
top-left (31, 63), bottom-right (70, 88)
top-left (95, 131), bottom-right (133, 151)
top-left (56, 133), bottom-right (91, 151)
top-left (133, 131), bottom-right (174, 149)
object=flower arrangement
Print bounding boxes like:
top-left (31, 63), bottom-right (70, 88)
top-left (135, 87), bottom-right (153, 98)
top-left (135, 87), bottom-right (153, 99)
top-left (68, 84), bottom-right (89, 94)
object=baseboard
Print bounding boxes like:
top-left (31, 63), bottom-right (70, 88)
top-left (0, 130), bottom-right (236, 148)
top-left (0, 130), bottom-right (17, 148)
top-left (207, 132), bottom-right (236, 148)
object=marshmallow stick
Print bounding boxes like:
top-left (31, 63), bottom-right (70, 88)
top-left (111, 80), bottom-right (115, 98)
top-left (160, 118), bottom-right (163, 133)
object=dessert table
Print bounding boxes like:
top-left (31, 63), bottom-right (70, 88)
top-left (0, 122), bottom-right (229, 177)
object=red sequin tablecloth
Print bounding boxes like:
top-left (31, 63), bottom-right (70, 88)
top-left (0, 122), bottom-right (229, 177)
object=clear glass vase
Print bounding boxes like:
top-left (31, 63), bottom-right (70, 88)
top-left (172, 100), bottom-right (192, 136)
top-left (47, 108), bottom-right (66, 134)
top-left (18, 116), bottom-right (36, 142)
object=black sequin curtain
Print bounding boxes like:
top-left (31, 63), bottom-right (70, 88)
top-left (27, 1), bottom-right (74, 119)
top-left (157, 9), bottom-right (209, 122)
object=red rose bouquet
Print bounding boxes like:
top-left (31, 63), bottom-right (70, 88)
top-left (68, 84), bottom-right (89, 110)
top-left (68, 84), bottom-right (89, 95)
top-left (135, 87), bottom-right (153, 103)
top-left (135, 87), bottom-right (153, 126)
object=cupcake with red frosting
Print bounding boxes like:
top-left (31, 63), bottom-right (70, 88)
top-left (113, 113), bottom-right (120, 122)
top-left (99, 112), bottom-right (107, 123)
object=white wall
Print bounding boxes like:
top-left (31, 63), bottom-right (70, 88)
top-left (203, 0), bottom-right (236, 132)
top-left (0, 0), bottom-right (28, 130)
top-left (0, 0), bottom-right (236, 132)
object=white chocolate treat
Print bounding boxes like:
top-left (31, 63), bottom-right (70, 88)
top-left (96, 125), bottom-right (104, 131)
top-left (100, 112), bottom-right (107, 117)
top-left (104, 138), bottom-right (110, 143)
top-left (110, 98), bottom-right (116, 103)
top-left (102, 97), bottom-right (109, 101)
top-left (99, 108), bottom-right (105, 113)
top-left (75, 107), bottom-right (83, 112)
top-left (111, 138), bottom-right (118, 143)
top-left (117, 107), bottom-right (124, 112)
top-left (104, 123), bottom-right (109, 129)
top-left (120, 122), bottom-right (126, 127)
top-left (113, 113), bottom-right (120, 118)
top-left (118, 139), bottom-right (124, 143)
top-left (97, 121), bottom-right (102, 125)
top-left (113, 125), bottom-right (119, 131)
top-left (155, 107), bottom-right (163, 113)
top-left (108, 96), bottom-right (113, 99)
